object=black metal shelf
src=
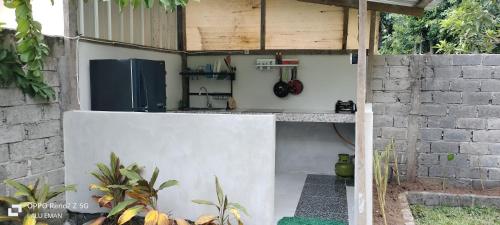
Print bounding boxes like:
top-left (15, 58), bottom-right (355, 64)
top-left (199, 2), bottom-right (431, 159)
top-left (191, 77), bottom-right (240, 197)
top-left (180, 71), bottom-right (235, 80)
top-left (189, 92), bottom-right (232, 96)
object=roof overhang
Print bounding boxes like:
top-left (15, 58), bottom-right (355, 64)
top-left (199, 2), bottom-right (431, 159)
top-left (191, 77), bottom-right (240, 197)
top-left (297, 0), bottom-right (434, 16)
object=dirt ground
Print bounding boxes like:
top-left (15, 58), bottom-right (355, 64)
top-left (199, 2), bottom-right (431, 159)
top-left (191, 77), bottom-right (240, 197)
top-left (373, 179), bottom-right (500, 225)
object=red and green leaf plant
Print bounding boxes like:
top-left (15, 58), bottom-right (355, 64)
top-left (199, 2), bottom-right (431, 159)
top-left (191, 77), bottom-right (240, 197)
top-left (192, 177), bottom-right (248, 225)
top-left (0, 179), bottom-right (76, 225)
top-left (88, 152), bottom-right (142, 224)
top-left (91, 160), bottom-right (183, 225)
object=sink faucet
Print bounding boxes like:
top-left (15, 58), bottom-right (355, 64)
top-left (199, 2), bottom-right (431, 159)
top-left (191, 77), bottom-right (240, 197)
top-left (198, 86), bottom-right (212, 109)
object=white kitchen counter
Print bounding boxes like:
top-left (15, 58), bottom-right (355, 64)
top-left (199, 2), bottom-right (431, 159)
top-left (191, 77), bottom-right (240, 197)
top-left (168, 109), bottom-right (356, 123)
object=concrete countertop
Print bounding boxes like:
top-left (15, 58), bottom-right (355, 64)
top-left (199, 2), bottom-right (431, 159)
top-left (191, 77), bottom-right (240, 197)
top-left (167, 108), bottom-right (356, 123)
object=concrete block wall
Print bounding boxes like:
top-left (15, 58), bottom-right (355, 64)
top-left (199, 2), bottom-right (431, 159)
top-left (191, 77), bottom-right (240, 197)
top-left (0, 31), bottom-right (66, 197)
top-left (372, 54), bottom-right (500, 188)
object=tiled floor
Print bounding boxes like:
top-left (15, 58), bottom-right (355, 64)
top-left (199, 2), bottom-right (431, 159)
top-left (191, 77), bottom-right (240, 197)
top-left (274, 173), bottom-right (308, 224)
top-left (295, 175), bottom-right (352, 222)
top-left (274, 173), bottom-right (354, 225)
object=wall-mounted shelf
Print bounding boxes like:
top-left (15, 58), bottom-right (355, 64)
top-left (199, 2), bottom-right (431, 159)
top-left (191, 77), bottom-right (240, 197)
top-left (188, 92), bottom-right (232, 96)
top-left (180, 71), bottom-right (235, 80)
top-left (256, 64), bottom-right (299, 68)
top-left (181, 70), bottom-right (235, 109)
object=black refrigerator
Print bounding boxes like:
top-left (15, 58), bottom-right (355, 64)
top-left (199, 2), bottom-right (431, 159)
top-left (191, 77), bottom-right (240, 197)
top-left (90, 59), bottom-right (167, 112)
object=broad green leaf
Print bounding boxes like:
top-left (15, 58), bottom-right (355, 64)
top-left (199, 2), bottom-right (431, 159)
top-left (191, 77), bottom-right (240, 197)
top-left (36, 183), bottom-right (49, 203)
top-left (107, 199), bottom-right (137, 217)
top-left (447, 153), bottom-right (455, 161)
top-left (5, 180), bottom-right (32, 198)
top-left (117, 205), bottom-right (144, 225)
top-left (144, 0), bottom-right (154, 8)
top-left (110, 152), bottom-right (120, 175)
top-left (46, 184), bottom-right (76, 201)
top-left (215, 176), bottom-right (224, 205)
top-left (192, 199), bottom-right (215, 206)
top-left (97, 163), bottom-right (113, 181)
top-left (158, 180), bottom-right (178, 190)
top-left (120, 168), bottom-right (142, 182)
top-left (149, 167), bottom-right (159, 187)
top-left (131, 0), bottom-right (141, 8)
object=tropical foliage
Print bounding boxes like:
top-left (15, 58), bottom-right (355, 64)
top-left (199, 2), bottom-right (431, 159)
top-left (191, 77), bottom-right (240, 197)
top-left (2, 0), bottom-right (55, 100)
top-left (0, 179), bottom-right (76, 225)
top-left (192, 177), bottom-right (248, 225)
top-left (89, 153), bottom-right (184, 225)
top-left (379, 0), bottom-right (499, 54)
top-left (1, 0), bottom-right (192, 100)
top-left (89, 152), bottom-right (142, 224)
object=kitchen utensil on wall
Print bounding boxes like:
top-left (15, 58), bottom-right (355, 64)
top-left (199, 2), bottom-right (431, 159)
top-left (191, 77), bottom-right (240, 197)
top-left (288, 67), bottom-right (303, 95)
top-left (273, 68), bottom-right (289, 98)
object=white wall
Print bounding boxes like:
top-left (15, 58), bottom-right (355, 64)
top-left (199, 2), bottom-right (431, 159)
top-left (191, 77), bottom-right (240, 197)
top-left (276, 122), bottom-right (355, 175)
top-left (187, 55), bottom-right (357, 111)
top-left (64, 111), bottom-right (276, 225)
top-left (0, 1), bottom-right (64, 36)
top-left (77, 41), bottom-right (183, 110)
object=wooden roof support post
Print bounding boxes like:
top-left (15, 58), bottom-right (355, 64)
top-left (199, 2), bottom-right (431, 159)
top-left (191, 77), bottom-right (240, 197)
top-left (366, 10), bottom-right (377, 102)
top-left (61, 0), bottom-right (80, 111)
top-left (178, 6), bottom-right (189, 109)
top-left (354, 0), bottom-right (372, 224)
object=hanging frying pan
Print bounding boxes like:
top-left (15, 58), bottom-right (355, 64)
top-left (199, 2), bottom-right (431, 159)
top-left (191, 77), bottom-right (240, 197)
top-left (288, 67), bottom-right (303, 95)
top-left (274, 68), bottom-right (289, 98)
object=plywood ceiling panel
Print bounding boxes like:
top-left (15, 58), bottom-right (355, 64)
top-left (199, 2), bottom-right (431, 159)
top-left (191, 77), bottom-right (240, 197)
top-left (186, 0), bottom-right (261, 51)
top-left (266, 0), bottom-right (344, 50)
top-left (346, 9), bottom-right (375, 50)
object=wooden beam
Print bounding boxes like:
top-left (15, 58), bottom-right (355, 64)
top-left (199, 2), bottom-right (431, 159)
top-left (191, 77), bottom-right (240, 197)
top-left (297, 0), bottom-right (424, 16)
top-left (354, 0), bottom-right (371, 224)
top-left (342, 7), bottom-right (349, 50)
top-left (78, 37), bottom-right (184, 55)
top-left (366, 10), bottom-right (376, 102)
top-left (177, 6), bottom-right (189, 109)
top-left (187, 49), bottom-right (356, 56)
top-left (93, 0), bottom-right (99, 38)
top-left (260, 0), bottom-right (266, 50)
top-left (78, 0), bottom-right (85, 35)
top-left (416, 0), bottom-right (433, 8)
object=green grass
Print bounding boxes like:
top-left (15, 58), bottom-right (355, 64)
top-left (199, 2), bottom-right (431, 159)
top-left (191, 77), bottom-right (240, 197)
top-left (410, 204), bottom-right (500, 225)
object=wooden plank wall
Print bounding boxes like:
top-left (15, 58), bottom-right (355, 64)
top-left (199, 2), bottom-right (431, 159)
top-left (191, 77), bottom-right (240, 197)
top-left (346, 8), bottom-right (379, 51)
top-left (185, 0), bottom-right (379, 51)
top-left (266, 0), bottom-right (344, 49)
top-left (185, 0), bottom-right (261, 51)
top-left (77, 0), bottom-right (178, 50)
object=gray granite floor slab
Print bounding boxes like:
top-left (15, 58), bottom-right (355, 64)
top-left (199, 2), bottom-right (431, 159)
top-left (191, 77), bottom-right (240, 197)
top-left (295, 174), bottom-right (352, 222)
